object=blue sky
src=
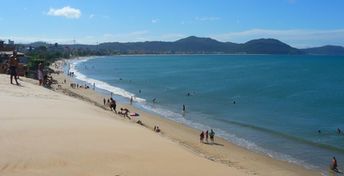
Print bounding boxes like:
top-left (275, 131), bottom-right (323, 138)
top-left (0, 0), bottom-right (344, 47)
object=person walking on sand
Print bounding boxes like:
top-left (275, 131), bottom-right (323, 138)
top-left (109, 98), bottom-right (117, 113)
top-left (103, 98), bottom-right (106, 106)
top-left (37, 63), bottom-right (44, 86)
top-left (8, 53), bottom-right (19, 85)
top-left (205, 130), bottom-right (209, 143)
top-left (130, 96), bottom-right (133, 105)
top-left (200, 131), bottom-right (205, 143)
top-left (209, 129), bottom-right (215, 144)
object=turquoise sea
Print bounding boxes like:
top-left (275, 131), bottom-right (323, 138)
top-left (69, 55), bottom-right (344, 172)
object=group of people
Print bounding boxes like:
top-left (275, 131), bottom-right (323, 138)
top-left (107, 98), bottom-right (117, 112)
top-left (154, 125), bottom-right (161, 133)
top-left (71, 83), bottom-right (90, 89)
top-left (105, 97), bottom-right (132, 120)
top-left (7, 51), bottom-right (47, 87)
top-left (67, 71), bottom-right (75, 77)
top-left (200, 129), bottom-right (215, 144)
top-left (317, 128), bottom-right (343, 135)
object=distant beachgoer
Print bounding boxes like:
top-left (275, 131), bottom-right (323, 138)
top-left (209, 129), bottom-right (215, 143)
top-left (187, 92), bottom-right (191, 96)
top-left (205, 130), bottom-right (209, 143)
top-left (103, 98), bottom-right (106, 106)
top-left (110, 92), bottom-right (113, 97)
top-left (64, 79), bottom-right (66, 84)
top-left (153, 98), bottom-right (157, 103)
top-left (318, 130), bottom-right (321, 134)
top-left (37, 63), bottom-right (44, 86)
top-left (200, 131), bottom-right (205, 143)
top-left (139, 89), bottom-right (141, 94)
top-left (8, 54), bottom-right (19, 85)
top-left (182, 104), bottom-right (186, 112)
top-left (154, 126), bottom-right (160, 132)
top-left (136, 120), bottom-right (143, 125)
top-left (331, 157), bottom-right (338, 172)
top-left (337, 128), bottom-right (341, 134)
top-left (121, 108), bottom-right (130, 119)
top-left (109, 98), bottom-right (117, 113)
top-left (93, 83), bottom-right (95, 90)
top-left (233, 101), bottom-right (236, 104)
top-left (130, 96), bottom-right (133, 105)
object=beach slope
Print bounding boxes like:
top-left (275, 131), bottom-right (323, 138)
top-left (0, 74), bottom-right (246, 176)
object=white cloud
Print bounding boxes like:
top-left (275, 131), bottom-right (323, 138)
top-left (47, 6), bottom-right (81, 19)
top-left (89, 14), bottom-right (95, 19)
top-left (151, 19), bottom-right (159, 23)
top-left (211, 29), bottom-right (344, 48)
top-left (195, 16), bottom-right (220, 21)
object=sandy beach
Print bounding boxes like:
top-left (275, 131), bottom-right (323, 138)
top-left (0, 65), bottom-right (321, 176)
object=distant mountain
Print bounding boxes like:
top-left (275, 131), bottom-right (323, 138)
top-left (240, 39), bottom-right (302, 54)
top-left (96, 36), bottom-right (300, 54)
top-left (301, 45), bottom-right (344, 55)
top-left (22, 36), bottom-right (344, 55)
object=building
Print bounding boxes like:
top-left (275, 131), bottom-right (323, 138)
top-left (8, 40), bottom-right (14, 45)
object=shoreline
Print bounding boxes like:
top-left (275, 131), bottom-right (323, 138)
top-left (50, 59), bottom-right (321, 175)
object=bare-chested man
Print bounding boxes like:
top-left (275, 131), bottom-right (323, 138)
top-left (8, 53), bottom-right (19, 85)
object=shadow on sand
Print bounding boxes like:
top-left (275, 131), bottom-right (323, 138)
top-left (203, 142), bottom-right (224, 146)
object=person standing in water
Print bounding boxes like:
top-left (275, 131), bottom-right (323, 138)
top-left (209, 129), bottom-right (215, 144)
top-left (200, 131), bottom-right (204, 143)
top-left (331, 156), bottom-right (339, 172)
top-left (182, 104), bottom-right (186, 112)
top-left (130, 96), bottom-right (133, 105)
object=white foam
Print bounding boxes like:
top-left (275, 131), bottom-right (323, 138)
top-left (68, 58), bottom-right (146, 103)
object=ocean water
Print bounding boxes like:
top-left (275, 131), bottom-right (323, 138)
top-left (69, 55), bottom-right (344, 172)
